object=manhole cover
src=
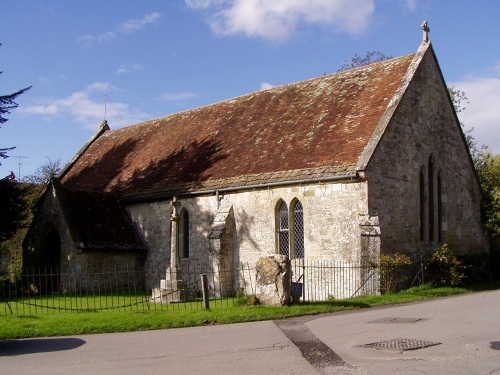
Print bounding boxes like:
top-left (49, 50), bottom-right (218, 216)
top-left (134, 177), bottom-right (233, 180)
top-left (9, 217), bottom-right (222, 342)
top-left (370, 317), bottom-right (424, 324)
top-left (359, 338), bottom-right (441, 351)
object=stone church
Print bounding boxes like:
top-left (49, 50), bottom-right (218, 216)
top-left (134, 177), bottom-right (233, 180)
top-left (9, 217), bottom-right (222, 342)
top-left (23, 35), bottom-right (487, 297)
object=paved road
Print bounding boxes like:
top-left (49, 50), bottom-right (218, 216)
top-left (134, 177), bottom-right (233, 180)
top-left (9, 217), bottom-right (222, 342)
top-left (307, 289), bottom-right (500, 375)
top-left (1, 290), bottom-right (499, 374)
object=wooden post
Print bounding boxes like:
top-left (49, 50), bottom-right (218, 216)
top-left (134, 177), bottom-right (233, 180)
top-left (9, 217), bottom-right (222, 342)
top-left (201, 274), bottom-right (209, 310)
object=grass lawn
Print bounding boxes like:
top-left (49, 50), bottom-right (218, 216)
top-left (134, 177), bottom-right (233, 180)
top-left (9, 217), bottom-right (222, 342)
top-left (1, 282), bottom-right (498, 340)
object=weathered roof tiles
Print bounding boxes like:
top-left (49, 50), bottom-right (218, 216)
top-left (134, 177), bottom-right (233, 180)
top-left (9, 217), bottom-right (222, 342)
top-left (61, 53), bottom-right (415, 197)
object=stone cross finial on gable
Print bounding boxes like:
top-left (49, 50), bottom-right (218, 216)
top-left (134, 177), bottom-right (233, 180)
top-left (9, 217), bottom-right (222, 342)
top-left (421, 21), bottom-right (430, 42)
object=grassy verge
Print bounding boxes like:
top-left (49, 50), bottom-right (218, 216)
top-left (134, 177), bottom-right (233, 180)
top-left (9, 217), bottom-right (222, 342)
top-left (1, 282), bottom-right (499, 340)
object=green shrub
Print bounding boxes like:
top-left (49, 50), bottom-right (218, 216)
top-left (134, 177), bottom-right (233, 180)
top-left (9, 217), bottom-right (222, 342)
top-left (372, 253), bottom-right (413, 293)
top-left (425, 244), bottom-right (466, 287)
top-left (234, 288), bottom-right (260, 306)
top-left (458, 252), bottom-right (492, 283)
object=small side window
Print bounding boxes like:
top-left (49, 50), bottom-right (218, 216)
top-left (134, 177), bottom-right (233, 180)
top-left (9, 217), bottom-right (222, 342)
top-left (179, 209), bottom-right (190, 258)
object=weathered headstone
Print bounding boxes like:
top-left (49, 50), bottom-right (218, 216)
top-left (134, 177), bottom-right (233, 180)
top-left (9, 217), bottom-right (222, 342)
top-left (255, 255), bottom-right (291, 306)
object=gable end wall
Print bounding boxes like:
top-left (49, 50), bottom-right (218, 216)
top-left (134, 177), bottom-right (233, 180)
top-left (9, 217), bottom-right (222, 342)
top-left (365, 46), bottom-right (486, 256)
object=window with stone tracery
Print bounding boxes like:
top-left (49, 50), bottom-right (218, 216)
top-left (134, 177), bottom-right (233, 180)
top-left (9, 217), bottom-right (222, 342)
top-left (419, 154), bottom-right (443, 243)
top-left (276, 199), bottom-right (305, 259)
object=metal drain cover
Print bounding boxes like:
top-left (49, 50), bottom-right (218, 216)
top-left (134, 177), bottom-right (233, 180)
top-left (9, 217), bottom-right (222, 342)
top-left (359, 338), bottom-right (441, 351)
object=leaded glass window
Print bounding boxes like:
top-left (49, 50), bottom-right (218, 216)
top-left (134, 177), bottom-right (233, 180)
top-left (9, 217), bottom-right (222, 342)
top-left (278, 201), bottom-right (289, 257)
top-left (293, 201), bottom-right (304, 259)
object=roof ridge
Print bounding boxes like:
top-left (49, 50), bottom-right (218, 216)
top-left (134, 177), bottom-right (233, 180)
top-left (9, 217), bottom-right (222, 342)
top-left (107, 53), bottom-right (417, 134)
top-left (58, 120), bottom-right (110, 179)
top-left (355, 41), bottom-right (431, 171)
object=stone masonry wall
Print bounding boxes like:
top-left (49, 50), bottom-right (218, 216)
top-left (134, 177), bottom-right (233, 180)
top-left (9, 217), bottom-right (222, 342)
top-left (127, 180), bottom-right (369, 292)
top-left (23, 184), bottom-right (77, 271)
top-left (365, 48), bottom-right (487, 256)
top-left (24, 185), bottom-right (146, 293)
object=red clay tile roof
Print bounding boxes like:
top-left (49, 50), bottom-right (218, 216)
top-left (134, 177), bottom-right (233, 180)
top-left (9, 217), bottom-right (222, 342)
top-left (61, 53), bottom-right (415, 197)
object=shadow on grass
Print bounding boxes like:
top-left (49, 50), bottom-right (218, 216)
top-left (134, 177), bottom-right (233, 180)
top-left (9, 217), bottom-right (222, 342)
top-left (0, 337), bottom-right (86, 356)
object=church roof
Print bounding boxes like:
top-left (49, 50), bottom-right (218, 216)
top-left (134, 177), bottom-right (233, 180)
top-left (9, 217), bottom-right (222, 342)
top-left (59, 50), bottom-right (418, 199)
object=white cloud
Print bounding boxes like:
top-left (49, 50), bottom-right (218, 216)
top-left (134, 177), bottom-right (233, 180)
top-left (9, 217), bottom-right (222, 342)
top-left (118, 12), bottom-right (161, 33)
top-left (158, 92), bottom-right (197, 101)
top-left (453, 70), bottom-right (500, 154)
top-left (86, 82), bottom-right (113, 92)
top-left (78, 12), bottom-right (161, 47)
top-left (116, 63), bottom-right (144, 74)
top-left (186, 0), bottom-right (375, 41)
top-left (402, 0), bottom-right (418, 11)
top-left (78, 31), bottom-right (117, 47)
top-left (494, 62), bottom-right (500, 76)
top-left (259, 82), bottom-right (274, 90)
top-left (186, 0), bottom-right (225, 9)
top-left (21, 83), bottom-right (151, 131)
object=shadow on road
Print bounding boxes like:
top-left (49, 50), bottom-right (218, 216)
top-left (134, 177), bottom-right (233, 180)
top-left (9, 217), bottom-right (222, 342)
top-left (0, 337), bottom-right (86, 356)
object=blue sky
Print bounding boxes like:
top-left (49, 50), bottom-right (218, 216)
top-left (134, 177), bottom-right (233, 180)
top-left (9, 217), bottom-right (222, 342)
top-left (1, 0), bottom-right (499, 179)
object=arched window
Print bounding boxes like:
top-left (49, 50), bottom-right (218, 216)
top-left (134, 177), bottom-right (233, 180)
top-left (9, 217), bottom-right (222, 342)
top-left (292, 201), bottom-right (304, 259)
top-left (428, 156), bottom-right (435, 241)
top-left (179, 209), bottom-right (190, 258)
top-left (437, 173), bottom-right (443, 242)
top-left (40, 223), bottom-right (61, 293)
top-left (420, 156), bottom-right (443, 243)
top-left (278, 201), bottom-right (289, 257)
top-left (277, 199), bottom-right (305, 259)
top-left (419, 167), bottom-right (426, 241)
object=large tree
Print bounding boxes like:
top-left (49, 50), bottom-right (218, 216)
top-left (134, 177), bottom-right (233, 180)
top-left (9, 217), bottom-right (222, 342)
top-left (0, 43), bottom-right (32, 163)
top-left (0, 43), bottom-right (32, 242)
top-left (0, 179), bottom-right (29, 241)
top-left (1, 159), bottom-right (61, 278)
top-left (448, 86), bottom-right (500, 238)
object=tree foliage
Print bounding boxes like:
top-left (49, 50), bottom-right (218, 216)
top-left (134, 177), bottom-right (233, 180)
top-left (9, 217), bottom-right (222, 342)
top-left (338, 51), bottom-right (392, 71)
top-left (0, 43), bottom-right (32, 163)
top-left (474, 152), bottom-right (500, 237)
top-left (0, 83), bottom-right (31, 127)
top-left (0, 158), bottom-right (61, 279)
top-left (448, 86), bottom-right (500, 238)
top-left (0, 45), bottom-right (32, 234)
top-left (0, 179), bottom-right (29, 242)
top-left (23, 157), bottom-right (61, 187)
top-left (426, 244), bottom-right (466, 287)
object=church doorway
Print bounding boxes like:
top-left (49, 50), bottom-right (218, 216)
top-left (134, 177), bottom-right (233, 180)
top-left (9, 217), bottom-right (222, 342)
top-left (40, 223), bottom-right (61, 292)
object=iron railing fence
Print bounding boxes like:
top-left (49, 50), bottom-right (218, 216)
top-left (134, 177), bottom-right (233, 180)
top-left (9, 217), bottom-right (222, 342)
top-left (0, 263), bottom-right (258, 316)
top-left (289, 259), bottom-right (425, 300)
top-left (1, 259), bottom-right (427, 316)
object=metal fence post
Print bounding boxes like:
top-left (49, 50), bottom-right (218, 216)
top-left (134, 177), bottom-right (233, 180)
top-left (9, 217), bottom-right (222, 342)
top-left (201, 274), bottom-right (209, 309)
